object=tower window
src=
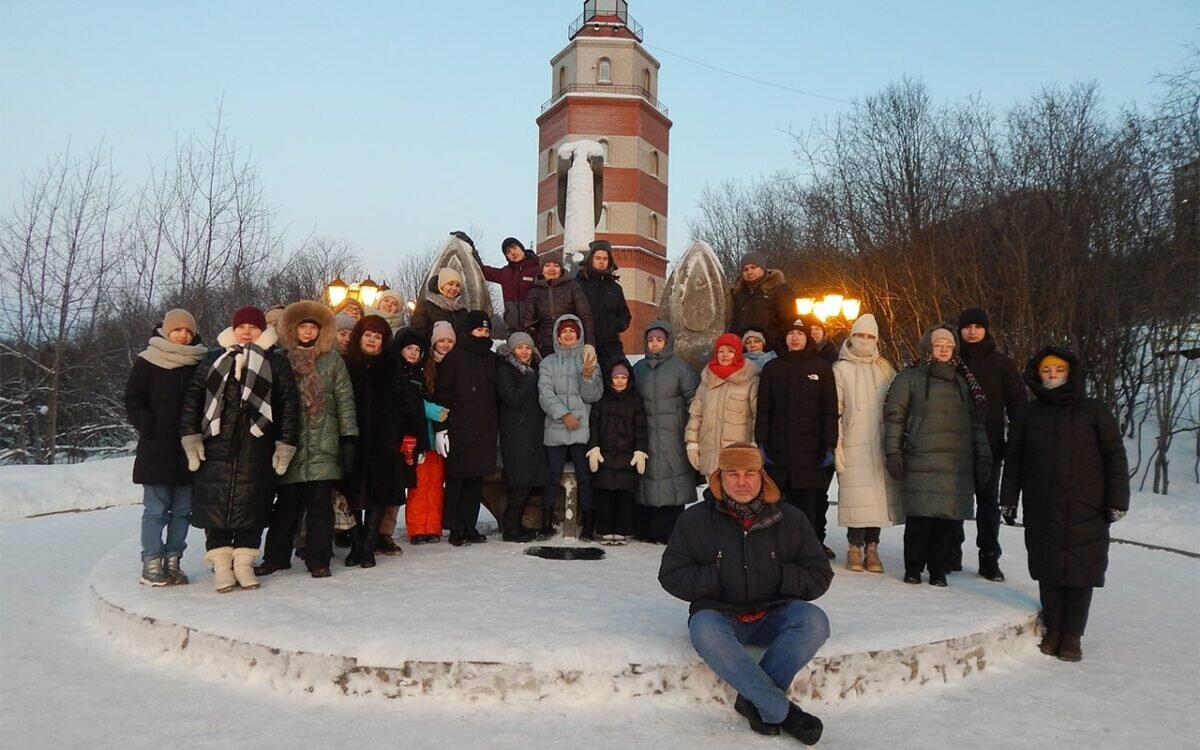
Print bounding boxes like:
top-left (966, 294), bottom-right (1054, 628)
top-left (650, 150), bottom-right (660, 177)
top-left (642, 68), bottom-right (652, 95)
top-left (597, 58), bottom-right (612, 84)
top-left (559, 66), bottom-right (567, 93)
top-left (546, 211), bottom-right (556, 237)
top-left (649, 212), bottom-right (659, 240)
top-left (547, 149), bottom-right (555, 176)
top-left (599, 138), bottom-right (609, 164)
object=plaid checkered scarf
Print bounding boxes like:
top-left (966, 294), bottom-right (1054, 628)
top-left (201, 332), bottom-right (274, 439)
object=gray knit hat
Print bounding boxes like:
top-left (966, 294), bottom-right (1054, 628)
top-left (740, 252), bottom-right (767, 270)
top-left (507, 331), bottom-right (535, 350)
top-left (334, 313), bottom-right (357, 332)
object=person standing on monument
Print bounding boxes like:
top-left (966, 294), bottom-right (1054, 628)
top-left (472, 236), bottom-right (541, 335)
top-left (633, 321), bottom-right (700, 544)
top-left (522, 250), bottom-right (595, 357)
top-left (576, 239), bottom-right (631, 364)
top-left (658, 442), bottom-right (832, 743)
top-left (728, 252), bottom-right (796, 353)
top-left (949, 307), bottom-right (1027, 581)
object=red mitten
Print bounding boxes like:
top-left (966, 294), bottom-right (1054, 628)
top-left (400, 435), bottom-right (418, 465)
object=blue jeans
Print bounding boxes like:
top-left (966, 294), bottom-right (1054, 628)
top-left (140, 485), bottom-right (192, 561)
top-left (688, 601), bottom-right (830, 724)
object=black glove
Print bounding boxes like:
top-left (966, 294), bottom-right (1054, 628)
top-left (885, 454), bottom-right (904, 480)
top-left (339, 439), bottom-right (357, 477)
top-left (1001, 505), bottom-right (1017, 526)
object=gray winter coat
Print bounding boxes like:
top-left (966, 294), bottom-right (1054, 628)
top-left (537, 314), bottom-right (604, 446)
top-left (632, 320), bottom-right (700, 508)
top-left (883, 327), bottom-right (992, 520)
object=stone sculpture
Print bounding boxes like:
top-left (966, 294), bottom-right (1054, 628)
top-left (658, 239), bottom-right (730, 373)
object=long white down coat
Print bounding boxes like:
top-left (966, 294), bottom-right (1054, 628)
top-left (833, 318), bottom-right (904, 528)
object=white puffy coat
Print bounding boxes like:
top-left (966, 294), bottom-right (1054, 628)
top-left (833, 336), bottom-right (903, 528)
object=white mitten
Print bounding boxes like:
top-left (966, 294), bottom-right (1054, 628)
top-left (272, 442), bottom-right (297, 476)
top-left (631, 450), bottom-right (648, 475)
top-left (181, 434), bottom-right (206, 471)
top-left (586, 447), bottom-right (604, 473)
top-left (436, 430), bottom-right (451, 458)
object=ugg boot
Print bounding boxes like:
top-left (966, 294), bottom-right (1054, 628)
top-left (163, 554), bottom-right (189, 585)
top-left (204, 547), bottom-right (237, 593)
top-left (1039, 629), bottom-right (1061, 657)
top-left (864, 543), bottom-right (885, 573)
top-left (846, 545), bottom-right (865, 572)
top-left (231, 548), bottom-right (261, 590)
top-left (1057, 634), bottom-right (1083, 662)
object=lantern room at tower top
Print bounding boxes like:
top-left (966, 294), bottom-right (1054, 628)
top-left (536, 0), bottom-right (672, 353)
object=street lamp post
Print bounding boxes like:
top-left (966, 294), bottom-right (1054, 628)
top-left (326, 276), bottom-right (388, 309)
top-left (795, 294), bottom-right (863, 324)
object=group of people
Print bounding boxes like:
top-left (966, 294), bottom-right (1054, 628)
top-left (124, 244), bottom-right (1129, 743)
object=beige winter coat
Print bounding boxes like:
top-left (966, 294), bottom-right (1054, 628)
top-left (685, 361), bottom-right (759, 477)
top-left (833, 340), bottom-right (903, 528)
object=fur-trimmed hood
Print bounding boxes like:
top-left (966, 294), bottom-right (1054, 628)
top-left (278, 300), bottom-right (335, 353)
top-left (732, 268), bottom-right (786, 296)
top-left (497, 343), bottom-right (542, 374)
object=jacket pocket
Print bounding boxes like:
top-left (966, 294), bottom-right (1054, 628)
top-left (904, 415), bottom-right (923, 443)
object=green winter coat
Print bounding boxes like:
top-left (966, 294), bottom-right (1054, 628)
top-left (882, 327), bottom-right (991, 520)
top-left (278, 301), bottom-right (359, 485)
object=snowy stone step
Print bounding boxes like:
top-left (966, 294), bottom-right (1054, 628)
top-left (89, 528), bottom-right (1040, 705)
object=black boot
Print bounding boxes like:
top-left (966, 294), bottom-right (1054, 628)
top-left (360, 508), bottom-right (383, 568)
top-left (344, 525), bottom-right (363, 566)
top-left (538, 508), bottom-right (556, 539)
top-left (734, 694), bottom-right (781, 736)
top-left (579, 511), bottom-right (596, 542)
top-left (979, 554), bottom-right (1005, 582)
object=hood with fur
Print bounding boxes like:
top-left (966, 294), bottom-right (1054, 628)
top-left (732, 268), bottom-right (786, 296)
top-left (278, 300), bottom-right (335, 353)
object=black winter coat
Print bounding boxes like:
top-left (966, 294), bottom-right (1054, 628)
top-left (577, 264), bottom-right (631, 363)
top-left (496, 345), bottom-right (549, 490)
top-left (411, 284), bottom-right (470, 343)
top-left (180, 329), bottom-right (300, 530)
top-left (659, 492), bottom-right (833, 616)
top-left (587, 363), bottom-right (648, 493)
top-left (959, 335), bottom-right (1027, 463)
top-left (393, 327), bottom-right (433, 457)
top-left (1001, 347), bottom-right (1130, 587)
top-left (435, 335), bottom-right (500, 479)
top-left (813, 338), bottom-right (839, 366)
top-left (125, 333), bottom-right (206, 486)
top-left (522, 276), bottom-right (595, 356)
top-left (755, 348), bottom-right (839, 490)
top-left (344, 325), bottom-right (416, 509)
top-left (729, 270), bottom-right (795, 352)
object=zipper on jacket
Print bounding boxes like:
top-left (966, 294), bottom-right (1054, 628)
top-left (742, 530), bottom-right (751, 598)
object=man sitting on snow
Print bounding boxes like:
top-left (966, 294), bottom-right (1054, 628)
top-left (658, 442), bottom-right (832, 744)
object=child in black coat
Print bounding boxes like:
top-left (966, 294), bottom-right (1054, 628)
top-left (586, 359), bottom-right (648, 544)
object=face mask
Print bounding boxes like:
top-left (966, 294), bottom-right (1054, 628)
top-left (850, 336), bottom-right (876, 355)
top-left (1043, 376), bottom-right (1068, 390)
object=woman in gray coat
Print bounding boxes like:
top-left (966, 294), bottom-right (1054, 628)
top-left (632, 321), bottom-right (700, 543)
top-left (537, 314), bottom-right (603, 538)
top-left (883, 325), bottom-right (991, 587)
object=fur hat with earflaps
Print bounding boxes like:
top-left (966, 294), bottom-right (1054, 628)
top-left (706, 442), bottom-right (781, 503)
top-left (279, 300), bottom-right (336, 353)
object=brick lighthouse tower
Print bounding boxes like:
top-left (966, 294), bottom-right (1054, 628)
top-left (535, 0), bottom-right (671, 352)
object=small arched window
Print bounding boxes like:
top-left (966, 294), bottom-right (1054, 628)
top-left (546, 211), bottom-right (556, 237)
top-left (649, 212), bottom-right (659, 240)
top-left (547, 149), bottom-right (555, 176)
top-left (648, 277), bottom-right (658, 303)
top-left (597, 58), bottom-right (612, 84)
top-left (642, 68), bottom-right (652, 94)
top-left (650, 150), bottom-right (660, 177)
top-left (598, 139), bottom-right (609, 164)
top-left (558, 66), bottom-right (567, 93)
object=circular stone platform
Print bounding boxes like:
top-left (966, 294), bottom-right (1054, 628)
top-left (89, 526), bottom-right (1040, 706)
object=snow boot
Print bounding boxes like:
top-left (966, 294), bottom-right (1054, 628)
top-left (204, 547), bottom-right (237, 593)
top-left (1057, 634), bottom-right (1083, 662)
top-left (864, 543), bottom-right (885, 573)
top-left (163, 554), bottom-right (189, 585)
top-left (780, 702), bottom-right (823, 745)
top-left (1039, 629), bottom-right (1061, 657)
top-left (231, 548), bottom-right (261, 590)
top-left (733, 694), bottom-right (781, 736)
top-left (139, 556), bottom-right (172, 587)
top-left (502, 528), bottom-right (535, 543)
top-left (846, 545), bottom-right (865, 572)
top-left (538, 509), bottom-right (556, 540)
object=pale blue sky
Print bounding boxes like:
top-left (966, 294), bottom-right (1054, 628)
top-left (2, 1), bottom-right (1196, 273)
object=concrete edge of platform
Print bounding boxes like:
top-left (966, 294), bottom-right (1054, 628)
top-left (88, 582), bottom-right (1040, 707)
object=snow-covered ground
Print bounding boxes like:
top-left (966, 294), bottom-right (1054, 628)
top-left (2, 447), bottom-right (1198, 748)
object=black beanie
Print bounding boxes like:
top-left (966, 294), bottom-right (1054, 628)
top-left (465, 310), bottom-right (491, 333)
top-left (501, 237), bottom-right (524, 254)
top-left (588, 239), bottom-right (612, 252)
top-left (958, 307), bottom-right (990, 331)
